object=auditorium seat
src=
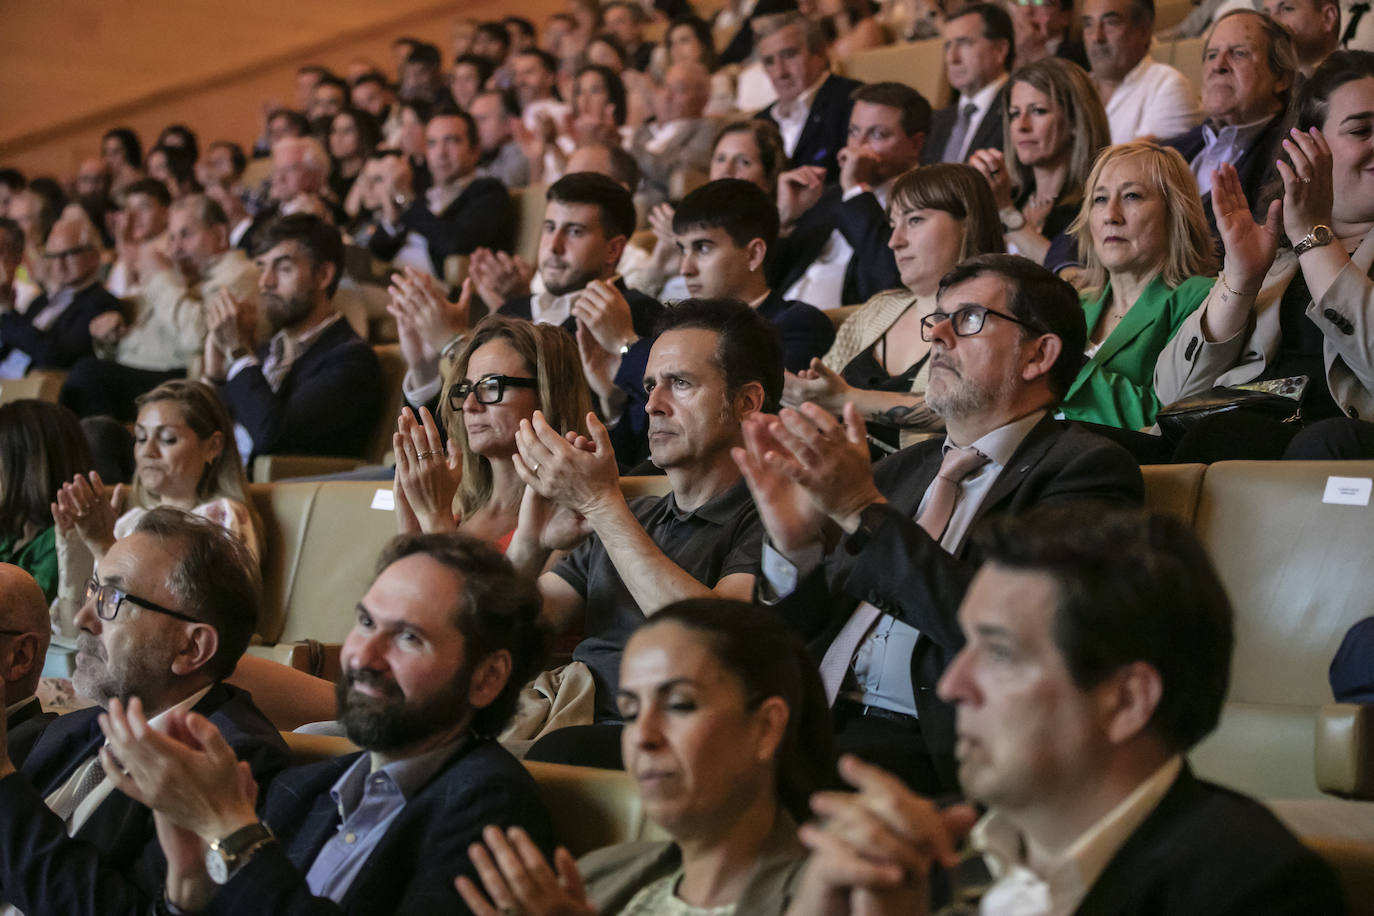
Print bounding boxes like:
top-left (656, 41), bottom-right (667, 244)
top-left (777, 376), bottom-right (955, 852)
top-left (838, 39), bottom-right (949, 109)
top-left (1161, 36), bottom-right (1206, 92)
top-left (0, 370), bottom-right (66, 406)
top-left (523, 761), bottom-right (668, 855)
top-left (1140, 463), bottom-right (1205, 526)
top-left (513, 183), bottom-right (548, 266)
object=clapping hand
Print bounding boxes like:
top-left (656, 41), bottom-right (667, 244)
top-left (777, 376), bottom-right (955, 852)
top-left (454, 826), bottom-right (595, 916)
top-left (52, 471), bottom-right (124, 560)
top-left (783, 359), bottom-right (852, 413)
top-left (1277, 126), bottom-right (1335, 244)
top-left (392, 406), bottom-right (462, 534)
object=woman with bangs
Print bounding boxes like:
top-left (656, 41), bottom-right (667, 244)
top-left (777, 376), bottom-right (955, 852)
top-left (781, 163), bottom-right (1004, 450)
top-left (1055, 142), bottom-right (1217, 431)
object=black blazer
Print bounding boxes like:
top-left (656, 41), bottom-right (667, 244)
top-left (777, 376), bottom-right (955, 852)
top-left (367, 177), bottom-right (516, 272)
top-left (759, 73), bottom-right (865, 182)
top-left (219, 316), bottom-right (383, 460)
top-left (1162, 113), bottom-right (1288, 235)
top-left (922, 91), bottom-right (1006, 165)
top-left (0, 683), bottom-right (289, 916)
top-left (769, 184), bottom-right (901, 307)
top-left (207, 738), bottom-right (556, 916)
top-left (5, 695), bottom-right (56, 768)
top-left (0, 281), bottom-right (120, 371)
top-left (1072, 765), bottom-right (1343, 914)
top-left (767, 416), bottom-right (1144, 791)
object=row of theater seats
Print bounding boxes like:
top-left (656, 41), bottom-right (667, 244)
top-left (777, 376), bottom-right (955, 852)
top-left (245, 464), bottom-right (1374, 810)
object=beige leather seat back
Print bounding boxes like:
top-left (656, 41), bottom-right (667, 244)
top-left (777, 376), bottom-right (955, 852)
top-left (523, 761), bottom-right (669, 856)
top-left (513, 184), bottom-right (548, 266)
top-left (365, 344), bottom-right (407, 464)
top-left (1162, 37), bottom-right (1206, 92)
top-left (839, 39), bottom-right (950, 109)
top-left (1141, 463), bottom-right (1206, 526)
top-left (1190, 460), bottom-right (1374, 799)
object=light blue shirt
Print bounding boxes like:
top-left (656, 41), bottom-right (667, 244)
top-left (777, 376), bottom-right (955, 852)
top-left (304, 734), bottom-right (469, 903)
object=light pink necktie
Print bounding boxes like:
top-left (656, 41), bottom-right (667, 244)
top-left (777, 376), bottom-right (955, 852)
top-left (818, 445), bottom-right (989, 705)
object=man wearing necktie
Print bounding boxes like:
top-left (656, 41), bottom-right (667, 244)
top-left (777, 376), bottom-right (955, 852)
top-left (921, 4), bottom-right (1015, 165)
top-left (736, 254), bottom-right (1144, 794)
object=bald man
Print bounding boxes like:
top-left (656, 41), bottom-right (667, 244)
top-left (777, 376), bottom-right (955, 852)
top-left (1, 564), bottom-right (53, 766)
top-left (627, 61), bottom-right (718, 213)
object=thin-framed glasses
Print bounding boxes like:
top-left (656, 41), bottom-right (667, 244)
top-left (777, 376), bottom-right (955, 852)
top-left (920, 305), bottom-right (1045, 342)
top-left (447, 374), bottom-right (539, 409)
top-left (84, 576), bottom-right (202, 625)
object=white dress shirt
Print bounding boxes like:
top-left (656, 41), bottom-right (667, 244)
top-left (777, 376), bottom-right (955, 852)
top-left (771, 72), bottom-right (831, 158)
top-left (951, 75), bottom-right (1009, 162)
top-left (1102, 55), bottom-right (1202, 144)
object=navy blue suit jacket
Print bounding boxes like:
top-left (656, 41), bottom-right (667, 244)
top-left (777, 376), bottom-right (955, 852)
top-left (207, 738), bottom-right (555, 916)
top-left (5, 695), bottom-right (55, 768)
top-left (367, 177), bottom-right (515, 272)
top-left (769, 184), bottom-right (901, 306)
top-left (1162, 113), bottom-right (1287, 235)
top-left (0, 281), bottom-right (120, 371)
top-left (0, 683), bottom-right (288, 916)
top-left (759, 74), bottom-right (865, 182)
top-left (767, 417), bottom-right (1143, 792)
top-left (921, 92), bottom-right (1005, 165)
top-left (220, 316), bottom-right (383, 460)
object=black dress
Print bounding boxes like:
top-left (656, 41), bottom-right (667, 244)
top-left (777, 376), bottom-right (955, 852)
top-left (842, 324), bottom-right (930, 453)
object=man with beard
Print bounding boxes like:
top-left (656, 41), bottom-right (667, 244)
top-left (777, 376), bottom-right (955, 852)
top-left (208, 214), bottom-right (382, 461)
top-left (96, 532), bottom-right (554, 915)
top-left (734, 254), bottom-right (1143, 794)
top-left (0, 508), bottom-right (287, 916)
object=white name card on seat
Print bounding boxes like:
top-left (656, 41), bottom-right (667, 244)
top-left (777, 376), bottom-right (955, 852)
top-left (371, 488), bottom-right (395, 511)
top-left (1323, 477), bottom-right (1372, 507)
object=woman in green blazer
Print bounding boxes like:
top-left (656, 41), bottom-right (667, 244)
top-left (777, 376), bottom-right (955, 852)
top-left (1058, 142), bottom-right (1219, 430)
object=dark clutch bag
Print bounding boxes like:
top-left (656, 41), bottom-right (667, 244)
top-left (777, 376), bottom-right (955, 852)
top-left (1157, 376), bottom-right (1309, 440)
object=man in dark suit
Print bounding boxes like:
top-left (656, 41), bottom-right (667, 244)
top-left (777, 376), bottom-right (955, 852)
top-left (208, 214), bottom-right (383, 461)
top-left (1162, 10), bottom-right (1296, 234)
top-left (0, 508), bottom-right (289, 916)
top-left (0, 218), bottom-right (119, 375)
top-left (1, 564), bottom-right (54, 767)
top-left (771, 81), bottom-right (931, 310)
top-left (754, 11), bottom-right (864, 181)
top-left (100, 532), bottom-right (554, 915)
top-left (784, 504), bottom-right (1343, 915)
top-left (921, 3), bottom-right (1015, 165)
top-left (735, 254), bottom-right (1143, 794)
top-left (368, 107), bottom-right (515, 275)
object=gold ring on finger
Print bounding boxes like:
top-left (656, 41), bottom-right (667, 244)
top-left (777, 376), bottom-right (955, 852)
top-left (415, 450), bottom-right (434, 460)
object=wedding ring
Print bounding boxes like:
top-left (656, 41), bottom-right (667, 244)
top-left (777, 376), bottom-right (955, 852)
top-left (415, 450), bottom-right (435, 460)
top-left (1301, 177), bottom-right (1311, 184)
top-left (529, 462), bottom-right (540, 474)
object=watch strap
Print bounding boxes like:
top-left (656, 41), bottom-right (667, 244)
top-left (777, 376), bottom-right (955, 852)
top-left (1294, 225), bottom-right (1334, 256)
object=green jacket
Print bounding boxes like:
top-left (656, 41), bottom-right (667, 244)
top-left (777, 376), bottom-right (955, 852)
top-left (1061, 274), bottom-right (1215, 429)
top-left (0, 525), bottom-right (57, 602)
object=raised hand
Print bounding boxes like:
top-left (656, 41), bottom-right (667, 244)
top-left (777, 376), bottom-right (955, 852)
top-left (783, 359), bottom-right (852, 412)
top-left (778, 166), bottom-right (827, 229)
top-left (393, 407), bottom-right (461, 533)
top-left (731, 412), bottom-right (831, 560)
top-left (1276, 126), bottom-right (1334, 244)
top-left (513, 411), bottom-right (620, 518)
top-left (760, 402), bottom-right (884, 531)
top-left (838, 146), bottom-right (880, 194)
top-left (51, 471), bottom-right (123, 559)
top-left (571, 279), bottom-right (636, 354)
top-left (454, 826), bottom-right (595, 916)
top-left (968, 148), bottom-right (1012, 210)
top-left (1213, 162), bottom-right (1280, 295)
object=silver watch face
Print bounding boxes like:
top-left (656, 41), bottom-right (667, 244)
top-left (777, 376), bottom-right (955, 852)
top-left (205, 848), bottom-right (232, 885)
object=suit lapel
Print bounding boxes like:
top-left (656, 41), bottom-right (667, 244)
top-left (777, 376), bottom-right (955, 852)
top-left (283, 757), bottom-right (358, 871)
top-left (1092, 277), bottom-right (1167, 368)
top-left (969, 416), bottom-right (1058, 531)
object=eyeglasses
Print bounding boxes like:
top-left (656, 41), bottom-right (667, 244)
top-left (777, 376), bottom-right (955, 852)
top-left (448, 374), bottom-right (538, 409)
top-left (920, 305), bottom-right (1046, 342)
top-left (84, 576), bottom-right (203, 625)
top-left (44, 245), bottom-right (95, 261)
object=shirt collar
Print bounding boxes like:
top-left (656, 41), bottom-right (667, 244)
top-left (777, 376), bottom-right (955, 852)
top-left (776, 71), bottom-right (832, 120)
top-left (1202, 114), bottom-right (1275, 147)
top-left (972, 756), bottom-right (1183, 914)
top-left (143, 684), bottom-right (214, 734)
top-left (330, 732), bottom-right (472, 820)
top-left (279, 311), bottom-right (343, 351)
top-left (663, 475), bottom-right (753, 525)
top-left (964, 74), bottom-right (1009, 118)
top-left (944, 410), bottom-right (1047, 469)
top-left (426, 174), bottom-right (474, 214)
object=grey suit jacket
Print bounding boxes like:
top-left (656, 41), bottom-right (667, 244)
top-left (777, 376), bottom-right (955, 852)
top-left (629, 117), bottom-right (719, 209)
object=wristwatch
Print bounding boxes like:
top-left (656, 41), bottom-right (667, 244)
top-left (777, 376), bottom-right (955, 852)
top-left (617, 337), bottom-right (639, 357)
top-left (998, 205), bottom-right (1026, 231)
top-left (1293, 224), bottom-right (1335, 256)
top-left (205, 822), bottom-right (275, 884)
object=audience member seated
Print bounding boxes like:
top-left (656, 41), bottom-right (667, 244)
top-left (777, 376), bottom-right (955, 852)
top-left (1056, 142), bottom-right (1218, 432)
top-left (325, 108), bottom-right (381, 205)
top-left (755, 12), bottom-right (864, 180)
top-left (637, 118), bottom-right (788, 299)
top-left (399, 42), bottom-right (445, 105)
top-left (343, 149), bottom-right (409, 246)
top-left (369, 107), bottom-right (515, 276)
top-left (207, 214), bottom-right (382, 461)
top-left (514, 48), bottom-right (572, 138)
top-left (96, 532), bottom-right (553, 915)
top-left (510, 300), bottom-right (780, 762)
top-left (0, 508), bottom-right (288, 916)
top-left (604, 0), bottom-right (656, 71)
top-left (146, 143), bottom-right (200, 201)
top-left (101, 127), bottom-right (144, 196)
top-left (462, 598), bottom-right (833, 914)
top-left (818, 0), bottom-right (891, 59)
top-left (1083, 0), bottom-right (1201, 145)
top-left (663, 16), bottom-right (738, 116)
top-left (786, 506), bottom-right (1343, 915)
top-left (0, 171), bottom-right (24, 220)
top-left (107, 177), bottom-right (171, 299)
top-left (1158, 50), bottom-right (1374, 459)
top-left (784, 164), bottom-right (1004, 452)
top-left (775, 82), bottom-right (930, 310)
top-left (922, 3), bottom-right (1014, 166)
top-left (349, 71), bottom-right (396, 128)
top-left (61, 195), bottom-right (260, 420)
top-left (243, 135), bottom-right (338, 250)
top-left (53, 379), bottom-right (260, 633)
top-left (971, 57), bottom-right (1110, 269)
top-left (740, 254), bottom-right (1143, 793)
top-left (496, 173), bottom-right (664, 348)
top-left (1163, 10), bottom-right (1297, 232)
top-left (306, 75), bottom-right (350, 124)
top-left (470, 90), bottom-right (531, 189)
top-left (1010, 0), bottom-right (1089, 67)
top-left (0, 218), bottom-right (119, 376)
top-left (1266, 0), bottom-right (1342, 77)
top-left (629, 62), bottom-right (718, 214)
top-left (7, 188), bottom-right (56, 295)
top-left (0, 219), bottom-right (38, 316)
top-left (1332, 616), bottom-right (1374, 702)
top-left (0, 565), bottom-right (54, 767)
top-left (452, 53), bottom-right (495, 112)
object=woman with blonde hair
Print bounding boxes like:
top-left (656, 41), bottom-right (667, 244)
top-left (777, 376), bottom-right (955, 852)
top-left (783, 163), bottom-right (1004, 450)
top-left (1055, 141), bottom-right (1217, 429)
top-left (970, 57), bottom-right (1110, 267)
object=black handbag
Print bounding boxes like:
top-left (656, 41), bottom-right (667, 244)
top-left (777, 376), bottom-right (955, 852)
top-left (1156, 376), bottom-right (1309, 440)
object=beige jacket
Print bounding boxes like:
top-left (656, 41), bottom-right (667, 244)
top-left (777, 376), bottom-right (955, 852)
top-left (1154, 228), bottom-right (1374, 421)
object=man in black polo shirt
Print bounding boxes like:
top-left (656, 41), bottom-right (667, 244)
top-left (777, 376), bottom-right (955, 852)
top-left (506, 299), bottom-right (783, 766)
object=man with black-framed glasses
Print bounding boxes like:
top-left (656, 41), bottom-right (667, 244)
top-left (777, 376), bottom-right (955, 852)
top-left (0, 217), bottom-right (120, 377)
top-left (739, 253), bottom-right (1144, 794)
top-left (0, 508), bottom-right (287, 916)
top-left (0, 564), bottom-right (52, 767)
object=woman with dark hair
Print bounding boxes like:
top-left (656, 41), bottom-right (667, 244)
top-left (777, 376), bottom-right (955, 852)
top-left (145, 144), bottom-right (200, 199)
top-left (1157, 50), bottom-right (1374, 459)
top-left (571, 64), bottom-right (629, 141)
top-left (326, 108), bottom-right (382, 203)
top-left (817, 0), bottom-right (889, 58)
top-left (101, 127), bottom-right (144, 193)
top-left (458, 598), bottom-right (834, 916)
top-left (0, 400), bottom-right (92, 603)
top-left (155, 124), bottom-right (200, 163)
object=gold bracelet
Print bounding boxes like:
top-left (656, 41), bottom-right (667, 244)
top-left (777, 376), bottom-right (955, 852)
top-left (1219, 272), bottom-right (1258, 298)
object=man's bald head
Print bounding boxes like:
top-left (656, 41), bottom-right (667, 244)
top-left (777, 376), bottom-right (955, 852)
top-left (657, 62), bottom-right (711, 121)
top-left (0, 563), bottom-right (51, 704)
